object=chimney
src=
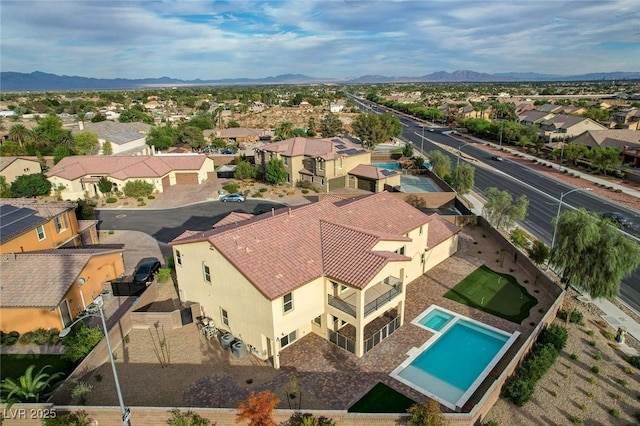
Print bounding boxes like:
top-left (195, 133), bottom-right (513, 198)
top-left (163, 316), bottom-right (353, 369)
top-left (288, 208), bottom-right (292, 217)
top-left (79, 121), bottom-right (84, 130)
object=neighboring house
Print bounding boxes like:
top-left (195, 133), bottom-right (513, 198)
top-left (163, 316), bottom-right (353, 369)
top-left (329, 102), bottom-right (345, 113)
top-left (74, 121), bottom-right (151, 155)
top-left (204, 127), bottom-right (268, 145)
top-left (348, 164), bottom-right (401, 192)
top-left (538, 114), bottom-right (607, 141)
top-left (170, 192), bottom-right (460, 367)
top-left (516, 110), bottom-right (555, 126)
top-left (254, 137), bottom-right (372, 191)
top-left (613, 108), bottom-right (640, 130)
top-left (0, 156), bottom-right (42, 184)
top-left (0, 200), bottom-right (98, 254)
top-left (46, 154), bottom-right (215, 200)
top-left (0, 248), bottom-right (125, 333)
top-left (572, 129), bottom-right (640, 165)
top-left (560, 106), bottom-right (588, 116)
top-left (535, 104), bottom-right (563, 114)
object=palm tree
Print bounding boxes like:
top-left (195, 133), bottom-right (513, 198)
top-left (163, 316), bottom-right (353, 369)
top-left (0, 365), bottom-right (64, 406)
top-left (274, 121), bottom-right (294, 141)
top-left (8, 124), bottom-right (31, 147)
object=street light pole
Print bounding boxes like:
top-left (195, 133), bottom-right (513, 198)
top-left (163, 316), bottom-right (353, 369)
top-left (60, 295), bottom-right (131, 426)
top-left (421, 125), bottom-right (425, 155)
top-left (548, 187), bottom-right (593, 270)
top-left (457, 142), bottom-right (469, 167)
top-left (499, 120), bottom-right (503, 148)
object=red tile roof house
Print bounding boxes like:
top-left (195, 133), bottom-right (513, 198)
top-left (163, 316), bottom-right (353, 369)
top-left (46, 154), bottom-right (215, 200)
top-left (169, 192), bottom-right (460, 368)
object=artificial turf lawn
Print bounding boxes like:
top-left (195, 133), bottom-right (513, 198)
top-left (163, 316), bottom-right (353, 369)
top-left (444, 265), bottom-right (537, 323)
top-left (0, 354), bottom-right (76, 382)
top-left (348, 382), bottom-right (416, 413)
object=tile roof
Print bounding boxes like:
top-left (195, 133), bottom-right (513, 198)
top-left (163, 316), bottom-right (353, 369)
top-left (75, 121), bottom-right (151, 145)
top-left (349, 164), bottom-right (401, 180)
top-left (0, 156), bottom-right (40, 172)
top-left (213, 212), bottom-right (254, 228)
top-left (256, 137), bottom-right (367, 160)
top-left (426, 215), bottom-right (461, 248)
top-left (0, 200), bottom-right (76, 243)
top-left (46, 155), bottom-right (209, 180)
top-left (576, 129), bottom-right (640, 150)
top-left (173, 192), bottom-right (434, 300)
top-left (0, 248), bottom-right (123, 308)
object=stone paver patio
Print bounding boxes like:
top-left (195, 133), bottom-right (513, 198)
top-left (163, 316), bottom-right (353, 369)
top-left (84, 226), bottom-right (557, 412)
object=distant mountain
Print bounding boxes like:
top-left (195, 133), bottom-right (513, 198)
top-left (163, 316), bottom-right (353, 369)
top-left (1, 70), bottom-right (639, 92)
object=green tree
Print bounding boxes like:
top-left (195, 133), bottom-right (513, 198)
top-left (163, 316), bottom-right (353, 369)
top-left (265, 158), bottom-right (287, 185)
top-left (73, 131), bottom-right (99, 155)
top-left (227, 120), bottom-right (241, 128)
top-left (97, 177), bottom-right (113, 197)
top-left (61, 323), bottom-right (103, 362)
top-left (75, 199), bottom-right (97, 220)
top-left (527, 240), bottom-right (550, 265)
top-left (550, 208), bottom-right (640, 298)
top-left (427, 150), bottom-right (451, 178)
top-left (558, 143), bottom-right (588, 166)
top-left (9, 173), bottom-right (52, 197)
top-left (319, 113), bottom-right (344, 137)
top-left (0, 365), bottom-right (64, 404)
top-left (407, 400), bottom-right (447, 426)
top-left (0, 139), bottom-right (26, 156)
top-left (177, 125), bottom-right (206, 150)
top-left (147, 126), bottom-right (176, 150)
top-left (188, 115), bottom-right (214, 130)
top-left (166, 409), bottom-right (210, 426)
top-left (450, 163), bottom-right (475, 195)
top-left (414, 157), bottom-right (425, 169)
top-left (274, 121), bottom-right (294, 141)
top-left (587, 146), bottom-right (622, 175)
top-left (402, 143), bottom-right (414, 158)
top-left (352, 113), bottom-right (400, 149)
top-left (482, 187), bottom-right (529, 231)
top-left (101, 140), bottom-right (113, 155)
top-left (119, 105), bottom-right (154, 124)
top-left (234, 160), bottom-right (257, 180)
top-left (7, 123), bottom-right (31, 147)
top-left (123, 180), bottom-right (154, 198)
top-left (91, 112), bottom-right (107, 122)
top-left (0, 176), bottom-right (12, 198)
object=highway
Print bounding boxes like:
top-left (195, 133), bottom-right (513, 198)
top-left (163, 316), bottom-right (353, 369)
top-left (349, 94), bottom-right (640, 313)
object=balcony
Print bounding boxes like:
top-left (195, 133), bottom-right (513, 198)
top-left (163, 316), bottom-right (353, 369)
top-left (327, 276), bottom-right (402, 319)
top-left (327, 294), bottom-right (356, 317)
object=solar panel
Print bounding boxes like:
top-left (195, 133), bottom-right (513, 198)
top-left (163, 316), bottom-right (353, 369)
top-left (0, 205), bottom-right (44, 243)
top-left (331, 138), bottom-right (343, 143)
top-left (335, 144), bottom-right (346, 149)
top-left (381, 169), bottom-right (397, 176)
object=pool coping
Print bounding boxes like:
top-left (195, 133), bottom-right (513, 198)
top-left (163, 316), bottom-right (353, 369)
top-left (390, 305), bottom-right (520, 412)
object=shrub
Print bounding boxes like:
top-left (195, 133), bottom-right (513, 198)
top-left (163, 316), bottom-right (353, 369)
top-left (123, 179), bottom-right (154, 198)
top-left (586, 330), bottom-right (594, 336)
top-left (4, 331), bottom-right (19, 345)
top-left (43, 410), bottom-right (92, 426)
top-left (222, 181), bottom-right (240, 194)
top-left (510, 228), bottom-right (530, 249)
top-left (503, 378), bottom-right (535, 406)
top-left (538, 324), bottom-right (568, 351)
top-left (407, 400), bottom-right (447, 426)
top-left (617, 378), bottom-right (628, 387)
top-left (594, 354), bottom-right (602, 361)
top-left (71, 382), bottom-right (93, 405)
top-left (252, 192), bottom-right (262, 198)
top-left (166, 409), bottom-right (210, 426)
top-left (61, 323), bottom-right (103, 362)
top-left (259, 187), bottom-right (268, 193)
top-left (628, 355), bottom-right (640, 369)
top-left (609, 408), bottom-right (620, 418)
top-left (587, 377), bottom-right (597, 384)
top-left (587, 391), bottom-right (594, 398)
top-left (570, 415), bottom-right (583, 425)
top-left (569, 309), bottom-right (583, 324)
top-left (601, 331), bottom-right (615, 341)
top-left (105, 197), bottom-right (117, 203)
top-left (591, 365), bottom-right (600, 374)
top-left (155, 267), bottom-right (172, 283)
top-left (301, 189), bottom-right (309, 194)
top-left (589, 340), bottom-right (597, 347)
top-left (137, 197), bottom-right (143, 202)
top-left (299, 414), bottom-right (337, 426)
top-left (148, 195), bottom-right (155, 200)
top-left (570, 353), bottom-right (579, 360)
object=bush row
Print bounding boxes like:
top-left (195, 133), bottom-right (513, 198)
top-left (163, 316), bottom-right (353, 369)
top-left (503, 324), bottom-right (568, 406)
top-left (1, 328), bottom-right (61, 346)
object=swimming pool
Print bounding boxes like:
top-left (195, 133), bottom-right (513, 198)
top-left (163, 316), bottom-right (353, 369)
top-left (372, 161), bottom-right (402, 171)
top-left (391, 306), bottom-right (519, 411)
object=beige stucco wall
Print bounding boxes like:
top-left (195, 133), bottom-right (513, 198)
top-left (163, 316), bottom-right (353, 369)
top-left (374, 173), bottom-right (401, 192)
top-left (0, 209), bottom-right (80, 254)
top-left (0, 158), bottom-right (42, 184)
top-left (424, 234), bottom-right (460, 271)
top-left (102, 137), bottom-right (146, 155)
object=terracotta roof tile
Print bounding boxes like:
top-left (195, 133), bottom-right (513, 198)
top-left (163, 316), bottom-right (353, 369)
top-left (257, 137), bottom-right (367, 160)
top-left (213, 212), bottom-right (254, 228)
top-left (427, 214), bottom-right (461, 247)
top-left (349, 164), bottom-right (400, 180)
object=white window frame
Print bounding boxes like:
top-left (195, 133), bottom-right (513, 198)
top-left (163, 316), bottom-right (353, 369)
top-left (221, 308), bottom-right (229, 326)
top-left (203, 264), bottom-right (211, 284)
top-left (421, 253), bottom-right (426, 264)
top-left (280, 330), bottom-right (297, 348)
top-left (283, 292), bottom-right (293, 313)
top-left (175, 250), bottom-right (182, 266)
top-left (36, 225), bottom-right (46, 241)
top-left (54, 216), bottom-right (66, 233)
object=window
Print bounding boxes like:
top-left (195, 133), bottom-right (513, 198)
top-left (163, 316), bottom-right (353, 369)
top-left (421, 253), bottom-right (426, 265)
top-left (280, 330), bottom-right (297, 348)
top-left (340, 285), bottom-right (347, 293)
top-left (338, 157), bottom-right (343, 169)
top-left (419, 225), bottom-right (424, 236)
top-left (203, 264), bottom-right (211, 283)
top-left (313, 316), bottom-right (321, 326)
top-left (395, 246), bottom-right (405, 255)
top-left (36, 225), bottom-right (46, 241)
top-left (282, 156), bottom-right (288, 166)
top-left (176, 250), bottom-right (182, 266)
top-left (54, 216), bottom-right (66, 233)
top-left (221, 308), bottom-right (229, 326)
top-left (318, 160), bottom-right (324, 171)
top-left (283, 292), bottom-right (293, 313)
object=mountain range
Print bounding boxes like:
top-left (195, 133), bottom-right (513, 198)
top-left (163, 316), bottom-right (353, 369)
top-left (1, 70), bottom-right (639, 92)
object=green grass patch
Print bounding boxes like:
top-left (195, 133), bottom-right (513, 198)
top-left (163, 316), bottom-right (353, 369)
top-left (0, 354), bottom-right (76, 382)
top-left (348, 382), bottom-right (416, 413)
top-left (444, 265), bottom-right (537, 323)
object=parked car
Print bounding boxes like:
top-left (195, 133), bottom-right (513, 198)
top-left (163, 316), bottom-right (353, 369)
top-left (602, 212), bottom-right (633, 228)
top-left (133, 257), bottom-right (161, 284)
top-left (220, 193), bottom-right (246, 203)
top-left (491, 155), bottom-right (504, 161)
top-left (221, 149), bottom-right (236, 155)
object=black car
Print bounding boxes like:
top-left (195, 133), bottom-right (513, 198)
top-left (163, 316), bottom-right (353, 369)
top-left (602, 212), bottom-right (633, 228)
top-left (491, 155), bottom-right (504, 161)
top-left (133, 257), bottom-right (161, 283)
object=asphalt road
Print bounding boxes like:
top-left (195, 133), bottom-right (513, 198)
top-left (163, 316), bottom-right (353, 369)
top-left (96, 200), bottom-right (286, 243)
top-left (350, 94), bottom-right (640, 313)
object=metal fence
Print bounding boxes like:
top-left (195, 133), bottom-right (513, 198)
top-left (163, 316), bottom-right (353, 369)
top-left (328, 329), bottom-right (355, 354)
top-left (364, 316), bottom-right (400, 353)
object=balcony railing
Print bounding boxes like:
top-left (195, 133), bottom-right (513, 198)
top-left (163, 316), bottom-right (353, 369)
top-left (328, 329), bottom-right (355, 354)
top-left (327, 294), bottom-right (356, 317)
top-left (364, 281), bottom-right (402, 317)
top-left (364, 316), bottom-right (400, 353)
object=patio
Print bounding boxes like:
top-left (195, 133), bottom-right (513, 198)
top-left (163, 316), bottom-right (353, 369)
top-left (81, 225), bottom-right (557, 412)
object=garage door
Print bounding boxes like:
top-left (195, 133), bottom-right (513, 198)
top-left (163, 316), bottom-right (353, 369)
top-left (175, 173), bottom-right (198, 185)
top-left (357, 178), bottom-right (376, 192)
top-left (328, 176), bottom-right (346, 191)
top-left (161, 176), bottom-right (171, 190)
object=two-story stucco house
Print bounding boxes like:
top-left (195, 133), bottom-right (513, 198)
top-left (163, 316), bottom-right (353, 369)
top-left (0, 156), bottom-right (42, 184)
top-left (74, 121), bottom-right (151, 155)
top-left (254, 137), bottom-right (400, 192)
top-left (170, 192), bottom-right (460, 368)
top-left (538, 114), bottom-right (607, 141)
top-left (0, 200), bottom-right (98, 254)
top-left (46, 154), bottom-right (215, 200)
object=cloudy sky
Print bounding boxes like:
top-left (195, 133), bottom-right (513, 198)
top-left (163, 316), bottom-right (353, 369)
top-left (2, 0), bottom-right (638, 80)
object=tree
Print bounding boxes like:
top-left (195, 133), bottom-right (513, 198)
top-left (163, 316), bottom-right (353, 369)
top-left (61, 323), bottom-right (103, 362)
top-left (236, 390), bottom-right (279, 426)
top-left (527, 240), bottom-right (550, 265)
top-left (0, 176), bottom-right (11, 198)
top-left (119, 105), bottom-right (154, 124)
top-left (10, 173), bottom-right (52, 197)
top-left (274, 121), bottom-right (294, 141)
top-left (587, 146), bottom-right (622, 175)
top-left (0, 139), bottom-right (26, 156)
top-left (265, 158), bottom-right (287, 185)
top-left (550, 208), bottom-right (640, 298)
top-left (147, 126), bottom-right (176, 150)
top-left (73, 131), bottom-right (99, 155)
top-left (123, 180), bottom-right (154, 198)
top-left (427, 150), bottom-right (451, 178)
top-left (1, 365), bottom-right (64, 404)
top-left (97, 177), bottom-right (113, 197)
top-left (450, 163), bottom-right (474, 195)
top-left (407, 400), bottom-right (447, 426)
top-left (227, 120), bottom-right (241, 128)
top-left (402, 143), bottom-right (414, 158)
top-left (482, 187), bottom-right (529, 231)
top-left (7, 123), bottom-right (31, 147)
top-left (53, 144), bottom-right (74, 165)
top-left (319, 113), bottom-right (343, 137)
top-left (414, 157), bottom-right (425, 169)
top-left (188, 115), bottom-right (214, 130)
top-left (559, 143), bottom-right (588, 166)
top-left (101, 140), bottom-right (113, 155)
top-left (75, 199), bottom-right (97, 220)
top-left (234, 160), bottom-right (257, 180)
top-left (166, 409), bottom-right (210, 426)
top-left (352, 113), bottom-right (400, 149)
top-left (177, 125), bottom-right (206, 150)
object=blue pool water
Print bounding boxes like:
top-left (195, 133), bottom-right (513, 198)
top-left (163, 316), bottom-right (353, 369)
top-left (393, 311), bottom-right (515, 410)
top-left (419, 309), bottom-right (454, 331)
top-left (372, 161), bottom-right (402, 171)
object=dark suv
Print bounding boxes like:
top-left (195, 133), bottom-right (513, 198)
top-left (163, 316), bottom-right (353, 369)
top-left (602, 212), bottom-right (633, 228)
top-left (133, 257), bottom-right (161, 284)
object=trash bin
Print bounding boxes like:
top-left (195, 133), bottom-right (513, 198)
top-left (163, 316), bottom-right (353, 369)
top-left (100, 289), bottom-right (113, 302)
top-left (220, 333), bottom-right (234, 350)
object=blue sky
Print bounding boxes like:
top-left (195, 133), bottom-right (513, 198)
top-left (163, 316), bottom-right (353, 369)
top-left (1, 0), bottom-right (638, 80)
